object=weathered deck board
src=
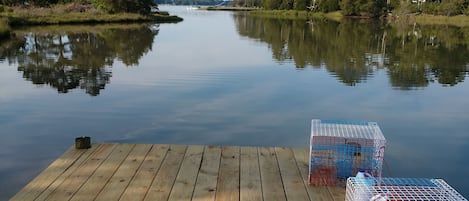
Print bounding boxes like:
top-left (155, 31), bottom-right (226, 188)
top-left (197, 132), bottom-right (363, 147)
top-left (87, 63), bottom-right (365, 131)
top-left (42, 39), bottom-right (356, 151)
top-left (119, 144), bottom-right (169, 201)
top-left (10, 145), bottom-right (91, 201)
top-left (44, 144), bottom-right (116, 201)
top-left (192, 146), bottom-right (222, 201)
top-left (216, 146), bottom-right (240, 201)
top-left (240, 147), bottom-right (262, 201)
top-left (259, 147), bottom-right (287, 201)
top-left (143, 145), bottom-right (187, 201)
top-left (71, 144), bottom-right (134, 201)
top-left (34, 144), bottom-right (103, 201)
top-left (276, 147), bottom-right (310, 201)
top-left (95, 144), bottom-right (152, 201)
top-left (12, 143), bottom-right (344, 201)
top-left (168, 145), bottom-right (204, 201)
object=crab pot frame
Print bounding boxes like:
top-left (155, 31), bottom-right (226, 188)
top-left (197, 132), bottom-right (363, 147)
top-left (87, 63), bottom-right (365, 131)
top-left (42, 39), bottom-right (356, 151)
top-left (345, 177), bottom-right (467, 201)
top-left (309, 119), bottom-right (386, 186)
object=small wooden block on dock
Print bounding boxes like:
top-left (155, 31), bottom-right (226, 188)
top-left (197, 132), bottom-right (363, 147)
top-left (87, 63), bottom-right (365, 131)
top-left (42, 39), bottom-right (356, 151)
top-left (11, 143), bottom-right (344, 201)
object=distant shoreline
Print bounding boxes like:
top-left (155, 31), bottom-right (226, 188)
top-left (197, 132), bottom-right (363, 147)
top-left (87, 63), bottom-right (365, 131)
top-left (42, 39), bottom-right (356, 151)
top-left (198, 6), bottom-right (260, 11)
top-left (203, 7), bottom-right (469, 27)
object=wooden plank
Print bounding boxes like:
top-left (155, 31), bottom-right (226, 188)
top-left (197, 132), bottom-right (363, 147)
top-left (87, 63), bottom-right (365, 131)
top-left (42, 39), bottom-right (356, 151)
top-left (119, 144), bottom-right (169, 201)
top-left (240, 147), bottom-right (262, 201)
top-left (192, 146), bottom-right (222, 201)
top-left (13, 143), bottom-right (346, 201)
top-left (259, 147), bottom-right (286, 201)
top-left (32, 144), bottom-right (103, 201)
top-left (275, 147), bottom-right (310, 201)
top-left (94, 144), bottom-right (152, 201)
top-left (292, 148), bottom-right (333, 201)
top-left (41, 144), bottom-right (116, 201)
top-left (168, 145), bottom-right (204, 201)
top-left (215, 146), bottom-right (240, 201)
top-left (70, 144), bottom-right (135, 201)
top-left (143, 145), bottom-right (187, 201)
top-left (10, 146), bottom-right (88, 201)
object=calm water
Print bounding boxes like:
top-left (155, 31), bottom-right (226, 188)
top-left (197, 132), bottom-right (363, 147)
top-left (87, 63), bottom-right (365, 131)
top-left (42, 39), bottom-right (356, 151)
top-left (1, 5), bottom-right (468, 199)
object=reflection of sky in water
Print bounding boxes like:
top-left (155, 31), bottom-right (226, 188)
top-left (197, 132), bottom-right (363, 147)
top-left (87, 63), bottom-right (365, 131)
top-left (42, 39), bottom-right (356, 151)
top-left (1, 6), bottom-right (468, 199)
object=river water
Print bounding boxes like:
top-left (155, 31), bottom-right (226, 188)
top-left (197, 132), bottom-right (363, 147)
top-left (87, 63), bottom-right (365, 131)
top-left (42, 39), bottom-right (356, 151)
top-left (0, 5), bottom-right (468, 199)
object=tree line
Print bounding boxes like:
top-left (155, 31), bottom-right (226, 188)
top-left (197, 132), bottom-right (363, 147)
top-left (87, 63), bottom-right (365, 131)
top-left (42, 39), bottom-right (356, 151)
top-left (0, 0), bottom-right (156, 14)
top-left (4, 0), bottom-right (467, 17)
top-left (232, 0), bottom-right (469, 17)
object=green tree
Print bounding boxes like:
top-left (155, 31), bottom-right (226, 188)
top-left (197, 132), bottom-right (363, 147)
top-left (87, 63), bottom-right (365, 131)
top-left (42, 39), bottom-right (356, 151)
top-left (439, 0), bottom-right (466, 16)
top-left (91, 0), bottom-right (155, 14)
top-left (339, 0), bottom-right (386, 17)
top-left (293, 0), bottom-right (308, 10)
top-left (279, 0), bottom-right (294, 9)
top-left (317, 0), bottom-right (339, 12)
top-left (263, 0), bottom-right (281, 9)
top-left (339, 0), bottom-right (357, 15)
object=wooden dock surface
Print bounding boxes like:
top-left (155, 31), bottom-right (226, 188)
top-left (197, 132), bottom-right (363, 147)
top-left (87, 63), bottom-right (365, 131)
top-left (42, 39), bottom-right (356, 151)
top-left (11, 143), bottom-right (345, 201)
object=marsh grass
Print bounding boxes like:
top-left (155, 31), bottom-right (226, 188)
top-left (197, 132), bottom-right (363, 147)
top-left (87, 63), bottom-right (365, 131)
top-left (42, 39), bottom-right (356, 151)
top-left (0, 4), bottom-right (182, 26)
top-left (249, 9), bottom-right (469, 26)
top-left (412, 14), bottom-right (469, 27)
top-left (248, 10), bottom-right (343, 21)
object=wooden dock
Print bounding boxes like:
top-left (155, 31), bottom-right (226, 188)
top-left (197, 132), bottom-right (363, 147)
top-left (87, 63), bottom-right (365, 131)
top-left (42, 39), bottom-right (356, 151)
top-left (11, 144), bottom-right (345, 201)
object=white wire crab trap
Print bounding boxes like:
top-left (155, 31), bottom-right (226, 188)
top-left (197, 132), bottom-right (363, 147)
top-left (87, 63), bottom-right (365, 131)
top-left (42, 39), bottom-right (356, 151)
top-left (346, 177), bottom-right (467, 201)
top-left (309, 119), bottom-right (386, 186)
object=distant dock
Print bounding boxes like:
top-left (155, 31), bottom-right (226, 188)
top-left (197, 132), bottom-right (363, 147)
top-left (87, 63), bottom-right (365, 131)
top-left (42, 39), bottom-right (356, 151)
top-left (11, 143), bottom-right (344, 201)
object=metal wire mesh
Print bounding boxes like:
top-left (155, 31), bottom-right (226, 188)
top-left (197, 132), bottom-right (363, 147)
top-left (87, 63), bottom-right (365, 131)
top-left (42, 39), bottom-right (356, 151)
top-left (346, 177), bottom-right (467, 201)
top-left (309, 119), bottom-right (386, 186)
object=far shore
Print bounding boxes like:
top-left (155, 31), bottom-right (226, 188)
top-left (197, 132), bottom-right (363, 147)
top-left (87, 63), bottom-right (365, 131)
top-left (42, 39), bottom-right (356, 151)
top-left (205, 7), bottom-right (469, 27)
top-left (198, 6), bottom-right (260, 11)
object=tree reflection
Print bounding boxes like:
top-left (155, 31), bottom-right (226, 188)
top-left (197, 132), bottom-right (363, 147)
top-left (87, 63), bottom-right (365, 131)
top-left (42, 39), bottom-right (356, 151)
top-left (0, 25), bottom-right (159, 96)
top-left (234, 14), bottom-right (469, 89)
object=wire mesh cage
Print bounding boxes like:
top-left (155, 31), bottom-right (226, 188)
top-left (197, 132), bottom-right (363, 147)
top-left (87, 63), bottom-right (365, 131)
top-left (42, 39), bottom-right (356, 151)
top-left (346, 177), bottom-right (467, 201)
top-left (309, 119), bottom-right (386, 186)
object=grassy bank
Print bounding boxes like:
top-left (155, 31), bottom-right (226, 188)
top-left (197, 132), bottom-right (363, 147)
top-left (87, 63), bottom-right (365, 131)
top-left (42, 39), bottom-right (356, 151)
top-left (410, 14), bottom-right (469, 27)
top-left (249, 9), bottom-right (469, 26)
top-left (248, 10), bottom-right (343, 21)
top-left (0, 5), bottom-right (182, 27)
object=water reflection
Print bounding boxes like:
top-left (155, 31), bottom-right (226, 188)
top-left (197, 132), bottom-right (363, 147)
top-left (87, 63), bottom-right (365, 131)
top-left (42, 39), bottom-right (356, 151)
top-left (234, 14), bottom-right (469, 89)
top-left (0, 24), bottom-right (159, 96)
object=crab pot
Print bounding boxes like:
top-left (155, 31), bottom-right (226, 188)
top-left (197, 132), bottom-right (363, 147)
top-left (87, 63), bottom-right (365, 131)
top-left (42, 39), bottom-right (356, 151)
top-left (309, 119), bottom-right (386, 186)
top-left (345, 177), bottom-right (467, 201)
